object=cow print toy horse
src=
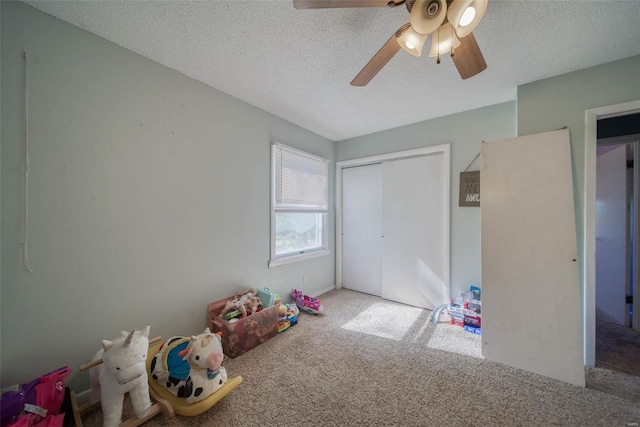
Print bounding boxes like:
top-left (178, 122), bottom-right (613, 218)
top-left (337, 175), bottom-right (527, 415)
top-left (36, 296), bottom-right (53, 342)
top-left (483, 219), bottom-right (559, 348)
top-left (150, 328), bottom-right (228, 404)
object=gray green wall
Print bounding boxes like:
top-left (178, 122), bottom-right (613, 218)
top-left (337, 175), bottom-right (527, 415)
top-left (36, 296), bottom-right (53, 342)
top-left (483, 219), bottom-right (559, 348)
top-left (517, 55), bottom-right (640, 296)
top-left (336, 101), bottom-right (517, 297)
top-left (336, 55), bottom-right (640, 307)
top-left (2, 0), bottom-right (638, 390)
top-left (1, 1), bottom-right (335, 389)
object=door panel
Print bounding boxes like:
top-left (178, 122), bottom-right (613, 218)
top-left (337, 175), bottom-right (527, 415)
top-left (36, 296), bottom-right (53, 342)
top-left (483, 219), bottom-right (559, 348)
top-left (481, 129), bottom-right (584, 386)
top-left (380, 154), bottom-right (448, 310)
top-left (342, 164), bottom-right (382, 296)
top-left (596, 145), bottom-right (628, 325)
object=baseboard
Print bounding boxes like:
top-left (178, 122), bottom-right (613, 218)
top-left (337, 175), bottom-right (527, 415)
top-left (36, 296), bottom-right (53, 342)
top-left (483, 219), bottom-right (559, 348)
top-left (74, 388), bottom-right (93, 405)
top-left (312, 285), bottom-right (336, 298)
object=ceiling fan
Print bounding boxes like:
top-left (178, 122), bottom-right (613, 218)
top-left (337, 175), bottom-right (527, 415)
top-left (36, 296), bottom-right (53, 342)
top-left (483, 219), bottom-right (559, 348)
top-left (293, 0), bottom-right (488, 86)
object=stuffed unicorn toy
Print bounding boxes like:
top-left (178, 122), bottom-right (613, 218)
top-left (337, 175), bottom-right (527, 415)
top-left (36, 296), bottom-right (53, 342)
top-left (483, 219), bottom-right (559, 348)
top-left (90, 326), bottom-right (152, 427)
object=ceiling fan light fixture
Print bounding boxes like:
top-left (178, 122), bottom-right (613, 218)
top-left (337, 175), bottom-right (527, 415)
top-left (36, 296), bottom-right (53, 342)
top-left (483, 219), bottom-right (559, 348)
top-left (459, 7), bottom-right (476, 26)
top-left (428, 22), bottom-right (461, 58)
top-left (447, 0), bottom-right (487, 38)
top-left (410, 0), bottom-right (447, 35)
top-left (397, 26), bottom-right (427, 56)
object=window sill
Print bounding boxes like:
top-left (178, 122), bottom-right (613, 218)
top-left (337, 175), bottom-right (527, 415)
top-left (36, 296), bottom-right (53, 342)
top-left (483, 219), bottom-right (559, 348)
top-left (268, 249), bottom-right (330, 268)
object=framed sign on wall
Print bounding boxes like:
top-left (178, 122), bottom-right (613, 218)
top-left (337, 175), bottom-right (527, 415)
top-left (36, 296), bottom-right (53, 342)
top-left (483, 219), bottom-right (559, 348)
top-left (459, 171), bottom-right (480, 207)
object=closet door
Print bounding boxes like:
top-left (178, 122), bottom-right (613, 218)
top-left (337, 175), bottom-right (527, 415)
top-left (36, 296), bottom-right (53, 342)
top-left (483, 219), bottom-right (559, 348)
top-left (381, 154), bottom-right (448, 310)
top-left (342, 164), bottom-right (382, 296)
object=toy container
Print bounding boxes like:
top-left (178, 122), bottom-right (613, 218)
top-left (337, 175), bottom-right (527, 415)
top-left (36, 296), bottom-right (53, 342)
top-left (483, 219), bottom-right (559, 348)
top-left (450, 316), bottom-right (464, 327)
top-left (448, 308), bottom-right (464, 318)
top-left (463, 308), bottom-right (481, 317)
top-left (464, 325), bottom-right (482, 335)
top-left (463, 314), bottom-right (482, 327)
top-left (464, 302), bottom-right (482, 315)
top-left (208, 293), bottom-right (280, 358)
top-left (256, 287), bottom-right (279, 308)
top-left (449, 297), bottom-right (464, 310)
top-left (469, 285), bottom-right (481, 299)
top-left (448, 310), bottom-right (464, 327)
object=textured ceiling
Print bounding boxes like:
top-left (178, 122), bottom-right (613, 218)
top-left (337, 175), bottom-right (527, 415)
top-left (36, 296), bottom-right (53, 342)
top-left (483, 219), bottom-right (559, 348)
top-left (23, 0), bottom-right (640, 141)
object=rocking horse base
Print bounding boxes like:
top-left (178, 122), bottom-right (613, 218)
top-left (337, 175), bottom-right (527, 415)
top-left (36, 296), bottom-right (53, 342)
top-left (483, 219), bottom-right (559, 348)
top-left (69, 389), bottom-right (174, 427)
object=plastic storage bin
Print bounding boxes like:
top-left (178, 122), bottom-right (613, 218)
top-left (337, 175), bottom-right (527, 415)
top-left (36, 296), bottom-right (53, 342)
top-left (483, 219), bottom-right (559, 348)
top-left (208, 294), bottom-right (280, 358)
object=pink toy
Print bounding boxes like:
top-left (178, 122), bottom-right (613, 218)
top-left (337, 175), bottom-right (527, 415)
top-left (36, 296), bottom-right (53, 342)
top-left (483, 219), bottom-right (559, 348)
top-left (291, 289), bottom-right (323, 315)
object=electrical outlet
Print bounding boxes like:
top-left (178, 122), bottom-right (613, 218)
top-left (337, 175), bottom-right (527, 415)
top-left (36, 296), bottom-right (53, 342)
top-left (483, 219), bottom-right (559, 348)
top-left (303, 275), bottom-right (308, 285)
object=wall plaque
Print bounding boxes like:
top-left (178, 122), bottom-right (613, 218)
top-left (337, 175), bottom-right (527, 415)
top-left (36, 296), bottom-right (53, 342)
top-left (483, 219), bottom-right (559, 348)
top-left (459, 171), bottom-right (480, 207)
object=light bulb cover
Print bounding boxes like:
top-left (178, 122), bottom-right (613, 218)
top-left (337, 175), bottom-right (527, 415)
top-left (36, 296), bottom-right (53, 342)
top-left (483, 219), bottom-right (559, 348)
top-left (447, 0), bottom-right (488, 38)
top-left (410, 0), bottom-right (447, 35)
top-left (428, 22), bottom-right (461, 58)
top-left (459, 7), bottom-right (476, 26)
top-left (397, 26), bottom-right (428, 57)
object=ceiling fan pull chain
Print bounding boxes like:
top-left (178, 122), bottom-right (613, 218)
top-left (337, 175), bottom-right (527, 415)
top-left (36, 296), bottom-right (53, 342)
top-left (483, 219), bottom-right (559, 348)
top-left (450, 24), bottom-right (455, 57)
top-left (436, 29), bottom-right (441, 64)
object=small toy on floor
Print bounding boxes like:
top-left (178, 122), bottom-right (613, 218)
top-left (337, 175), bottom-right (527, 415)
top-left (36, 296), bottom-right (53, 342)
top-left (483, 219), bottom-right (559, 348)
top-left (277, 317), bottom-right (291, 333)
top-left (291, 289), bottom-right (323, 315)
top-left (285, 304), bottom-right (299, 325)
top-left (277, 303), bottom-right (300, 332)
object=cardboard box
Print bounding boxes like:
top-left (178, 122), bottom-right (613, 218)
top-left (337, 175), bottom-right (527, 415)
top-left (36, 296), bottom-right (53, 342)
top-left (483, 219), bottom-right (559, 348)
top-left (208, 294), bottom-right (280, 358)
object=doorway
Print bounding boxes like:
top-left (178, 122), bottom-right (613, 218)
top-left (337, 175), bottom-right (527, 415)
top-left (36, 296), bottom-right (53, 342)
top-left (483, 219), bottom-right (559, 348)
top-left (584, 99), bottom-right (640, 368)
top-left (594, 114), bottom-right (640, 375)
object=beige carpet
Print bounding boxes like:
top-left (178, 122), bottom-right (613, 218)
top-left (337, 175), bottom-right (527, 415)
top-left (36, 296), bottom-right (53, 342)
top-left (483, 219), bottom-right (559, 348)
top-left (596, 308), bottom-right (640, 376)
top-left (81, 289), bottom-right (640, 426)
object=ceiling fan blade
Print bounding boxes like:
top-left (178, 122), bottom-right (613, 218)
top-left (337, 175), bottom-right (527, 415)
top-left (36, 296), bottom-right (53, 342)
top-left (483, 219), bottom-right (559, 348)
top-left (294, 0), bottom-right (393, 9)
top-left (351, 31), bottom-right (403, 86)
top-left (451, 32), bottom-right (487, 80)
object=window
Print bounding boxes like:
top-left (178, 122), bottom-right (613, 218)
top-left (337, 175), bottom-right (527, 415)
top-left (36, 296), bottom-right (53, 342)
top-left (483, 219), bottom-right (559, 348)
top-left (270, 143), bottom-right (329, 267)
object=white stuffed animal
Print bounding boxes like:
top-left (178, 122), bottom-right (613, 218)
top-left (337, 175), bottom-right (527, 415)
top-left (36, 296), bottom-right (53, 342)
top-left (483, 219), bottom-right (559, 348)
top-left (90, 326), bottom-right (152, 427)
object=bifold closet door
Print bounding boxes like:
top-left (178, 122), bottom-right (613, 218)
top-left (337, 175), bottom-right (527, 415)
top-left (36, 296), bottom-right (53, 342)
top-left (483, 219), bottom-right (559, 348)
top-left (342, 164), bottom-right (382, 296)
top-left (381, 154), bottom-right (448, 310)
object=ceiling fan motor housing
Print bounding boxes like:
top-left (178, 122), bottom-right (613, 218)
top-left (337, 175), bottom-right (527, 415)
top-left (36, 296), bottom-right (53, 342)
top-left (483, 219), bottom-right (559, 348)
top-left (406, 0), bottom-right (442, 15)
top-left (410, 0), bottom-right (447, 35)
top-left (427, 1), bottom-right (440, 15)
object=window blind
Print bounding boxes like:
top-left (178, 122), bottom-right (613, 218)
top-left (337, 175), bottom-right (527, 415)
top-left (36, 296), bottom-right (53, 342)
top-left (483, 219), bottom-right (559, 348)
top-left (274, 144), bottom-right (328, 211)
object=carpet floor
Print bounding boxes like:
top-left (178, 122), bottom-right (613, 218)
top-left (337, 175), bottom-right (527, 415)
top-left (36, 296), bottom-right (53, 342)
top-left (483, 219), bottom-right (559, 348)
top-left (596, 308), bottom-right (640, 376)
top-left (81, 289), bottom-right (640, 426)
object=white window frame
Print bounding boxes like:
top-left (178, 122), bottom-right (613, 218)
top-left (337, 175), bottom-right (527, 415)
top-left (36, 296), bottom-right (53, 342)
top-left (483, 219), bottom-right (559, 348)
top-left (269, 143), bottom-right (330, 268)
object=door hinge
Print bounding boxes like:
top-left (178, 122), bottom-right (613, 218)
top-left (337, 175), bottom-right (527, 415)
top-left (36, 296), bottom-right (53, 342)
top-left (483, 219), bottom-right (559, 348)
top-left (626, 295), bottom-right (633, 304)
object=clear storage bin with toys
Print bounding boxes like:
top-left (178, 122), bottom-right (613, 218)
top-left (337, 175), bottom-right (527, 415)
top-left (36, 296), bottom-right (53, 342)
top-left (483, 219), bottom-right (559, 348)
top-left (448, 285), bottom-right (482, 334)
top-left (207, 289), bottom-right (280, 358)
